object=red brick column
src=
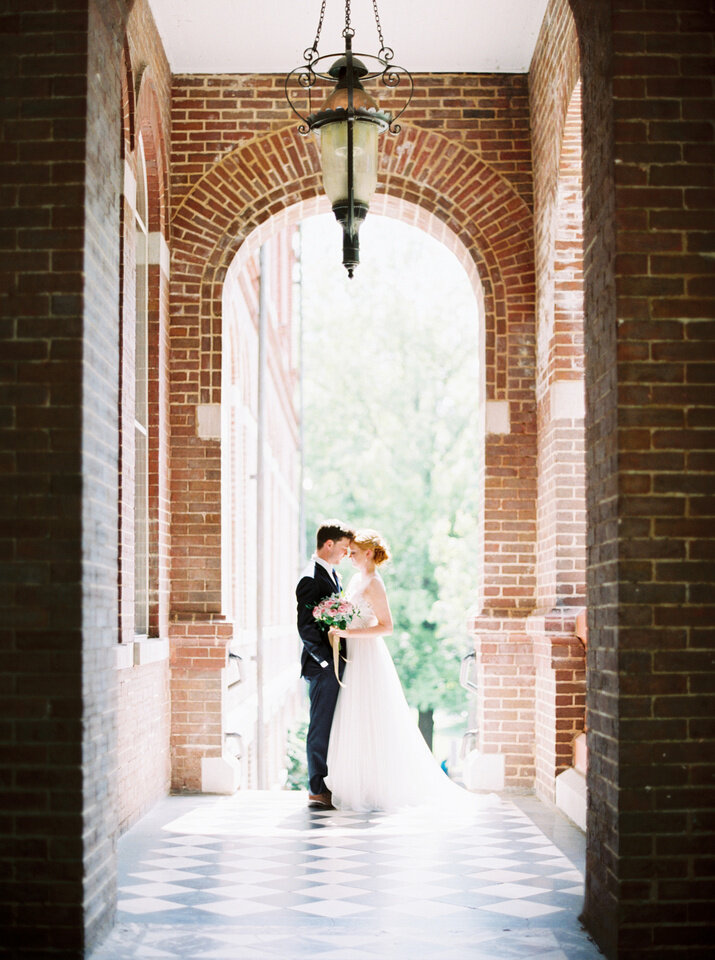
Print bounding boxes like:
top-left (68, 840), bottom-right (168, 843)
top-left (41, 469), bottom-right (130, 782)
top-left (1, 0), bottom-right (132, 953)
top-left (169, 617), bottom-right (234, 791)
top-left (569, 0), bottom-right (715, 955)
top-left (530, 611), bottom-right (587, 800)
top-left (529, 3), bottom-right (587, 805)
top-left (115, 5), bottom-right (174, 831)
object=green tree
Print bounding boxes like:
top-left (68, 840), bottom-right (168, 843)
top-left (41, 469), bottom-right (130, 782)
top-left (300, 215), bottom-right (482, 747)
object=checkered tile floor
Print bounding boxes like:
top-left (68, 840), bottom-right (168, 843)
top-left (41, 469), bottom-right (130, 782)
top-left (90, 791), bottom-right (603, 960)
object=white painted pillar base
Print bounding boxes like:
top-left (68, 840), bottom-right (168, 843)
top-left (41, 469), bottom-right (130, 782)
top-left (462, 750), bottom-right (505, 791)
top-left (555, 766), bottom-right (587, 831)
top-left (201, 753), bottom-right (241, 794)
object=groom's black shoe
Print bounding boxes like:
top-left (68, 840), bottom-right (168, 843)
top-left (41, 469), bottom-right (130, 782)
top-left (308, 791), bottom-right (335, 810)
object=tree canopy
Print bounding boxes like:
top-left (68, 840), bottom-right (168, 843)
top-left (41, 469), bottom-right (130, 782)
top-left (300, 214), bottom-right (482, 717)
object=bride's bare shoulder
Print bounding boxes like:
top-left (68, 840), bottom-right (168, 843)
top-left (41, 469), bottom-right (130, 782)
top-left (363, 573), bottom-right (387, 599)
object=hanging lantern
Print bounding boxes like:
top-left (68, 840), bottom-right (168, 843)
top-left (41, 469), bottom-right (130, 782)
top-left (285, 1), bottom-right (413, 278)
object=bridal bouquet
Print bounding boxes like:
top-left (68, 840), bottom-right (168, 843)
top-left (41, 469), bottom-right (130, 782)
top-left (312, 594), bottom-right (360, 631)
top-left (312, 594), bottom-right (360, 685)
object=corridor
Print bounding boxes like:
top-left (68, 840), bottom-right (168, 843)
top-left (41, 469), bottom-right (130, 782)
top-left (90, 791), bottom-right (602, 960)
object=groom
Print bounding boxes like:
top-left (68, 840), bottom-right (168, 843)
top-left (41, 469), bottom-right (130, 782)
top-left (296, 519), bottom-right (354, 809)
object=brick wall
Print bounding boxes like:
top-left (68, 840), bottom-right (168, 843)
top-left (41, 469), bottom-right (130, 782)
top-left (0, 3), bottom-right (175, 949)
top-left (117, 660), bottom-right (170, 832)
top-left (170, 619), bottom-right (232, 791)
top-left (82, 4), bottom-right (126, 949)
top-left (609, 1), bottom-right (714, 954)
top-left (528, 0), bottom-right (587, 804)
top-left (170, 73), bottom-right (533, 211)
top-left (568, 0), bottom-right (715, 955)
top-left (0, 0), bottom-right (128, 953)
top-left (114, 0), bottom-right (173, 834)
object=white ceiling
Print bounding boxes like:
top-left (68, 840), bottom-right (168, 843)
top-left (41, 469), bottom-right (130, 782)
top-left (149, 0), bottom-right (550, 75)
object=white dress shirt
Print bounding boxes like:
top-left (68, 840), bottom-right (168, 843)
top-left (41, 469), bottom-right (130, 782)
top-left (313, 554), bottom-right (340, 590)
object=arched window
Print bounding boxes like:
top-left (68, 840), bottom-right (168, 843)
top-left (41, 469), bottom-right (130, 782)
top-left (134, 135), bottom-right (149, 637)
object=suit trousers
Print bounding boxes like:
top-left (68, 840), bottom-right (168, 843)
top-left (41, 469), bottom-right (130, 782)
top-left (305, 666), bottom-right (340, 795)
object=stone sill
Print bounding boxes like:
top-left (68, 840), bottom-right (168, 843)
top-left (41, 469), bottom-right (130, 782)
top-left (116, 637), bottom-right (170, 670)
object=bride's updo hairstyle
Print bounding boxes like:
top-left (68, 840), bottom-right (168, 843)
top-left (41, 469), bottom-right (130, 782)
top-left (353, 529), bottom-right (391, 566)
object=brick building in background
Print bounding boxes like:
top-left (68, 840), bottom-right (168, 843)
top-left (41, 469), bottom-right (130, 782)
top-left (1, 0), bottom-right (713, 958)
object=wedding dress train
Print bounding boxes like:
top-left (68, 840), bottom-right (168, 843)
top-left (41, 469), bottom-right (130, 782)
top-left (326, 573), bottom-right (477, 814)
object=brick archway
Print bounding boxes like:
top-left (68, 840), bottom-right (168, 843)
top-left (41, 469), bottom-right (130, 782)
top-left (171, 123), bottom-right (535, 406)
top-left (219, 190), bottom-right (491, 652)
top-left (170, 123), bottom-right (537, 619)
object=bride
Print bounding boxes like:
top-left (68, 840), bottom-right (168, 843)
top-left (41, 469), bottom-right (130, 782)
top-left (326, 529), bottom-right (475, 813)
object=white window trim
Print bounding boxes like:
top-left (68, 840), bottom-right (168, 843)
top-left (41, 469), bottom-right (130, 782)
top-left (116, 637), bottom-right (170, 670)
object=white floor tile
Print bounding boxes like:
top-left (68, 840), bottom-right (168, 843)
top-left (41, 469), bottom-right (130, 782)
top-left (129, 869), bottom-right (202, 882)
top-left (305, 846), bottom-right (363, 859)
top-left (479, 900), bottom-right (564, 918)
top-left (295, 869), bottom-right (368, 884)
top-left (213, 869), bottom-right (280, 884)
top-left (117, 897), bottom-right (185, 915)
top-left (160, 834), bottom-right (222, 845)
top-left (461, 847), bottom-right (516, 859)
top-left (200, 949), bottom-right (266, 960)
top-left (381, 869), bottom-right (451, 884)
top-left (295, 857), bottom-right (362, 871)
top-left (295, 882), bottom-right (369, 900)
top-left (149, 845), bottom-right (211, 857)
top-left (204, 883), bottom-right (282, 899)
top-left (133, 947), bottom-right (176, 959)
top-left (313, 950), bottom-right (381, 960)
top-left (292, 899), bottom-right (372, 917)
top-left (388, 899), bottom-right (468, 917)
top-left (527, 952), bottom-right (569, 960)
top-left (389, 883), bottom-right (457, 900)
top-left (196, 899), bottom-right (278, 917)
top-left (142, 857), bottom-right (208, 869)
top-left (222, 845), bottom-right (288, 859)
top-left (207, 932), bottom-right (289, 946)
top-left (477, 881), bottom-right (550, 899)
top-left (214, 858), bottom-right (286, 873)
top-left (309, 934), bottom-right (383, 947)
top-left (119, 882), bottom-right (193, 897)
top-left (466, 857), bottom-right (522, 870)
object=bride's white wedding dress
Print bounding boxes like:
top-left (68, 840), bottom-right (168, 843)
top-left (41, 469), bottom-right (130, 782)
top-left (326, 572), bottom-right (477, 814)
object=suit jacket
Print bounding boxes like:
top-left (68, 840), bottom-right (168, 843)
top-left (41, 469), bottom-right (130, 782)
top-left (296, 561), bottom-right (344, 678)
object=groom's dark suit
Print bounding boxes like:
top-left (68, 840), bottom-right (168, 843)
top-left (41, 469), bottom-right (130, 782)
top-left (296, 560), bottom-right (347, 797)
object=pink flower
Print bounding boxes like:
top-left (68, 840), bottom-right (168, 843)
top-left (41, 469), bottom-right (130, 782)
top-left (310, 593), bottom-right (360, 629)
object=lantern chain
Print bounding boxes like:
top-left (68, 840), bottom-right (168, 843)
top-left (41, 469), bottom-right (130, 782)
top-left (371, 0), bottom-right (389, 55)
top-left (304, 0), bottom-right (396, 66)
top-left (306, 0), bottom-right (327, 61)
top-left (343, 0), bottom-right (353, 37)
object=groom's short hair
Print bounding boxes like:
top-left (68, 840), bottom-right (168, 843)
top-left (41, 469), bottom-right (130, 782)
top-left (316, 520), bottom-right (355, 549)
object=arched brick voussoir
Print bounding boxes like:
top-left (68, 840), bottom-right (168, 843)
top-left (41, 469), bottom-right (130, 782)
top-left (173, 123), bottom-right (533, 275)
top-left (171, 123), bottom-right (535, 404)
top-left (136, 70), bottom-right (169, 235)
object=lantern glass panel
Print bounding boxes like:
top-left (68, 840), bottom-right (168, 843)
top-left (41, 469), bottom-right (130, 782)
top-left (320, 118), bottom-right (379, 207)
